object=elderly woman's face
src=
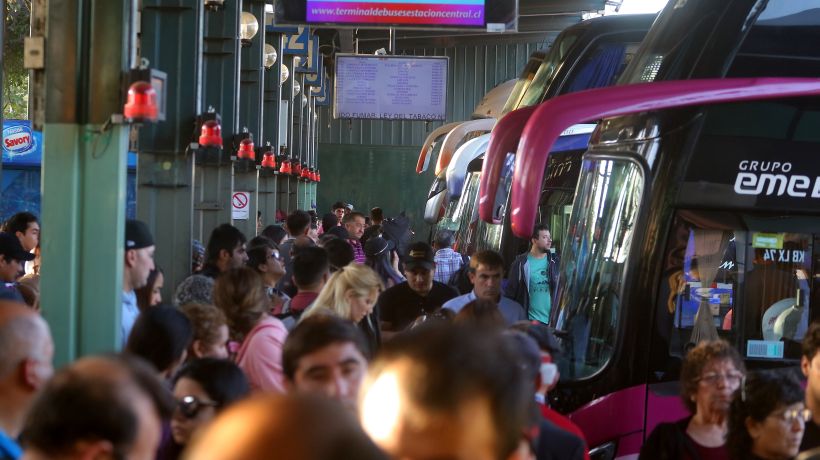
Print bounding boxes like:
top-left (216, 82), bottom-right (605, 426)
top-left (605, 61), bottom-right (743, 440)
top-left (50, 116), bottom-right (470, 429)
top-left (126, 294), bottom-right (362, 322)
top-left (693, 358), bottom-right (743, 417)
top-left (748, 401), bottom-right (808, 460)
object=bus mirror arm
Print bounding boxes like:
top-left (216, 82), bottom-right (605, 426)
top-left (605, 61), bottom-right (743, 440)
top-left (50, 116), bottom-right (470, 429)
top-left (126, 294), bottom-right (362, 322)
top-left (477, 106), bottom-right (538, 223)
top-left (510, 77), bottom-right (820, 239)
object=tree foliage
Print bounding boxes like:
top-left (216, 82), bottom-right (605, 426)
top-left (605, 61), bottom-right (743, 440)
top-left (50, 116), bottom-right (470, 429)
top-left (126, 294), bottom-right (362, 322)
top-left (4, 0), bottom-right (30, 120)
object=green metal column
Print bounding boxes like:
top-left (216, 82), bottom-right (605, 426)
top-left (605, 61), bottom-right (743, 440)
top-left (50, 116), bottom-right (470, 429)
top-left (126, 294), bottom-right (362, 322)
top-left (260, 32), bottom-right (283, 225)
top-left (40, 0), bottom-right (134, 364)
top-left (282, 54), bottom-right (297, 214)
top-left (234, 0), bottom-right (265, 238)
top-left (195, 0), bottom-right (240, 242)
top-left (137, 0), bottom-right (203, 295)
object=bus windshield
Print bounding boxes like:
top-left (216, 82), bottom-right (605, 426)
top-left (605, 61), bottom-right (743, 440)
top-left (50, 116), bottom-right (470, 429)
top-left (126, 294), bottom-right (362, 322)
top-left (501, 53), bottom-right (548, 115)
top-left (516, 30), bottom-right (582, 108)
top-left (452, 171), bottom-right (482, 255)
top-left (553, 157), bottom-right (644, 380)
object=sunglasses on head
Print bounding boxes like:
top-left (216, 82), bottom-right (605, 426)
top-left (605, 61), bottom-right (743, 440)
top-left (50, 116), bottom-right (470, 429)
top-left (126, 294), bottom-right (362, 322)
top-left (176, 395), bottom-right (219, 419)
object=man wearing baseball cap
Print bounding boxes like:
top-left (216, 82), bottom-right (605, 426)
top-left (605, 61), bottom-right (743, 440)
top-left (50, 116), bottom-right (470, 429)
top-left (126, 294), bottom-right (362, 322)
top-left (375, 241), bottom-right (458, 335)
top-left (122, 219), bottom-right (155, 347)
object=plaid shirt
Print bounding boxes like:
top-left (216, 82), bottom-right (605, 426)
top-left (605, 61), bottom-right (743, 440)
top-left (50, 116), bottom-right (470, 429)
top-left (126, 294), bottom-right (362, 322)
top-left (434, 248), bottom-right (463, 283)
top-left (349, 239), bottom-right (366, 264)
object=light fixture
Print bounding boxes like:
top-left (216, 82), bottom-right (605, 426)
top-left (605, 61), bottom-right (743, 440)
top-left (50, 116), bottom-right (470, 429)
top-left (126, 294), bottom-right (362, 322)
top-left (279, 158), bottom-right (292, 174)
top-left (301, 166), bottom-right (311, 180)
top-left (261, 151), bottom-right (277, 168)
top-left (198, 119), bottom-right (223, 148)
top-left (264, 44), bottom-right (278, 69)
top-left (239, 12), bottom-right (259, 46)
top-left (301, 95), bottom-right (308, 108)
top-left (292, 161), bottom-right (302, 176)
top-left (236, 137), bottom-right (255, 160)
top-left (204, 0), bottom-right (224, 11)
top-left (293, 80), bottom-right (301, 96)
top-left (281, 64), bottom-right (289, 84)
top-left (316, 170), bottom-right (321, 182)
top-left (123, 81), bottom-right (158, 123)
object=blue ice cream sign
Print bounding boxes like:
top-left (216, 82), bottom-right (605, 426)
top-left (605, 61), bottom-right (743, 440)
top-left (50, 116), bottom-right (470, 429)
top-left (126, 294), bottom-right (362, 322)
top-left (3, 120), bottom-right (40, 163)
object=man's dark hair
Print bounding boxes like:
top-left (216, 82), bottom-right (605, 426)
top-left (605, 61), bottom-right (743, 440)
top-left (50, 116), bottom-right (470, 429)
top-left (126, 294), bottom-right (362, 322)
top-left (803, 322), bottom-right (820, 361)
top-left (469, 250), bottom-right (505, 272)
top-left (206, 224), bottom-right (247, 264)
top-left (173, 358), bottom-right (250, 409)
top-left (331, 201), bottom-right (346, 211)
top-left (3, 212), bottom-right (38, 235)
top-left (434, 230), bottom-right (454, 249)
top-left (126, 305), bottom-right (193, 373)
top-left (247, 236), bottom-right (276, 273)
top-left (286, 210), bottom-right (312, 237)
top-left (262, 225), bottom-right (288, 244)
top-left (531, 223), bottom-right (550, 241)
top-left (283, 315), bottom-right (369, 380)
top-left (370, 207), bottom-right (383, 222)
top-left (323, 238), bottom-right (354, 272)
top-left (342, 211), bottom-right (365, 224)
top-left (293, 246), bottom-right (329, 287)
top-left (22, 354), bottom-right (174, 457)
top-left (371, 324), bottom-right (532, 459)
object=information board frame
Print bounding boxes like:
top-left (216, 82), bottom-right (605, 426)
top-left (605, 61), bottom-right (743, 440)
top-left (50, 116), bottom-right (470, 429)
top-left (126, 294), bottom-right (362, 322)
top-left (333, 54), bottom-right (449, 121)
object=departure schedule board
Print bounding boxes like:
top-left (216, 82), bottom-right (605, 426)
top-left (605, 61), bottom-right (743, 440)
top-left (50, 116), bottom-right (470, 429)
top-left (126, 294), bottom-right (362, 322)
top-left (333, 54), bottom-right (448, 120)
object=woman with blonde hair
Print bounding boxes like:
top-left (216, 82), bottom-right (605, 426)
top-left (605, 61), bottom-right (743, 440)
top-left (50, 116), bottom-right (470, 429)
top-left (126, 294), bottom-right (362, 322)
top-left (214, 267), bottom-right (288, 393)
top-left (301, 263), bottom-right (384, 352)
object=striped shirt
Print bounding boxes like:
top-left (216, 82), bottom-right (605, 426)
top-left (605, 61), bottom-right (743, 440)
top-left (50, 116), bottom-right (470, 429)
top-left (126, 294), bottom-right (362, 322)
top-left (349, 239), bottom-right (366, 264)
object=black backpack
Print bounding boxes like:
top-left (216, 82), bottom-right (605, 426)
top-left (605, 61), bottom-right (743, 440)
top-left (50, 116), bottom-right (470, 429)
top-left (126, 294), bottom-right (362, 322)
top-left (447, 253), bottom-right (472, 295)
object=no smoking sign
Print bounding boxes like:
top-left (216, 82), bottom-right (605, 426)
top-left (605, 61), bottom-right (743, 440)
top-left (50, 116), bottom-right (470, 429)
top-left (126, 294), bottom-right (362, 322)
top-left (231, 191), bottom-right (250, 220)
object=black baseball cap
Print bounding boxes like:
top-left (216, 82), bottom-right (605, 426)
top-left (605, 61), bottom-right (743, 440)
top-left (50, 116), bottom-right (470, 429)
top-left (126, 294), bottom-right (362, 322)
top-left (364, 236), bottom-right (395, 257)
top-left (403, 241), bottom-right (435, 271)
top-left (0, 232), bottom-right (35, 261)
top-left (125, 219), bottom-right (155, 250)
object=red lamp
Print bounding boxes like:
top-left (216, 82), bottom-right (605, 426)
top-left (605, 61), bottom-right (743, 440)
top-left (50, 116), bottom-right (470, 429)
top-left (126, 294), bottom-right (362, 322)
top-left (198, 120), bottom-right (223, 148)
top-left (316, 170), bottom-right (321, 182)
top-left (279, 158), bottom-right (292, 174)
top-left (292, 161), bottom-right (302, 176)
top-left (236, 138), bottom-right (255, 160)
top-left (261, 152), bottom-right (277, 168)
top-left (123, 81), bottom-right (158, 123)
top-left (300, 166), bottom-right (311, 180)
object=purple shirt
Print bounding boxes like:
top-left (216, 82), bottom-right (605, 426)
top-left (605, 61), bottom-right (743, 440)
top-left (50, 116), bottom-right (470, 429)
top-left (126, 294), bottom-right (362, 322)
top-left (349, 239), bottom-right (366, 264)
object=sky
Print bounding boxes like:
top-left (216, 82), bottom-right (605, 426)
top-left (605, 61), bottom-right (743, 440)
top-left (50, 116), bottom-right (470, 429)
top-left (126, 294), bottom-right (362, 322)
top-left (613, 0), bottom-right (670, 15)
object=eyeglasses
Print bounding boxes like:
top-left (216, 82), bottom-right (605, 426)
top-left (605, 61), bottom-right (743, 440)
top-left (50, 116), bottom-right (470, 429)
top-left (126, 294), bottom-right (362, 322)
top-left (769, 408), bottom-right (812, 424)
top-left (176, 395), bottom-right (219, 419)
top-left (268, 251), bottom-right (281, 261)
top-left (698, 371), bottom-right (744, 386)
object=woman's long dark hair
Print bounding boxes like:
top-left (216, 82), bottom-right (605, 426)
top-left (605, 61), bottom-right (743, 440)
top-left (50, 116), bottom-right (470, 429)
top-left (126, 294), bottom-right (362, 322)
top-left (366, 250), bottom-right (403, 287)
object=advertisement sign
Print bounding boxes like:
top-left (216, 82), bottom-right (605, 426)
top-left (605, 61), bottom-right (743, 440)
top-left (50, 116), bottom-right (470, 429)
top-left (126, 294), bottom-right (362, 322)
top-left (306, 0), bottom-right (486, 27)
top-left (333, 54), bottom-right (447, 120)
top-left (2, 120), bottom-right (41, 166)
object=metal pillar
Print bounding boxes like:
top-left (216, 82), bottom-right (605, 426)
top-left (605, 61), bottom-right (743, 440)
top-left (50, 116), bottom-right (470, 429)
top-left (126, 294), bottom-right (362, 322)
top-left (283, 54), bottom-right (297, 213)
top-left (40, 0), bottom-right (135, 363)
top-left (137, 0), bottom-right (203, 296)
top-left (234, 0), bottom-right (265, 238)
top-left (195, 0), bottom-right (241, 242)
top-left (260, 32), bottom-right (283, 226)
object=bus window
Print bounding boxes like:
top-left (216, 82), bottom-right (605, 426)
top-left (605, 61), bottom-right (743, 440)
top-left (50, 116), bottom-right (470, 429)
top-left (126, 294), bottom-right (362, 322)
top-left (553, 157), bottom-right (644, 380)
top-left (655, 212), bottom-right (818, 366)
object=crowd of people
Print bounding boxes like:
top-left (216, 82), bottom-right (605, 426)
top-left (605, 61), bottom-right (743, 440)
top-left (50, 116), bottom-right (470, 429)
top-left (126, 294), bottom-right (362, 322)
top-left (0, 206), bottom-right (819, 460)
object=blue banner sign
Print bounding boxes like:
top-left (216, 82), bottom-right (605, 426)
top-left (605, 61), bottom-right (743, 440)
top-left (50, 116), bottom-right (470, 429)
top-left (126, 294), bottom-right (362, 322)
top-left (295, 37), bottom-right (320, 74)
top-left (315, 75), bottom-right (331, 106)
top-left (304, 59), bottom-right (323, 86)
top-left (281, 26), bottom-right (309, 56)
